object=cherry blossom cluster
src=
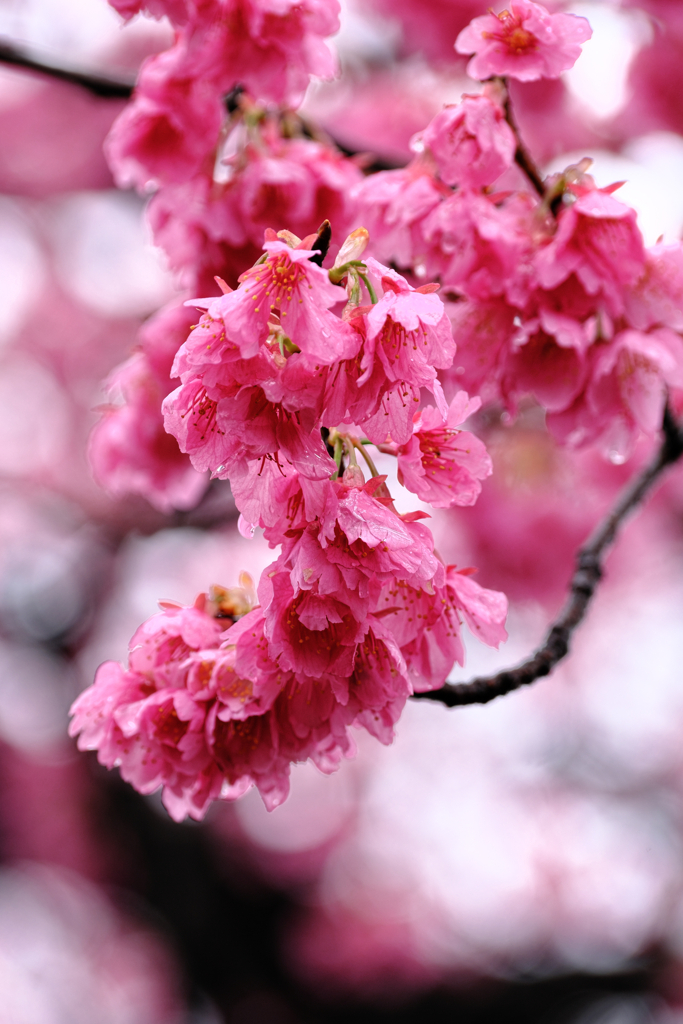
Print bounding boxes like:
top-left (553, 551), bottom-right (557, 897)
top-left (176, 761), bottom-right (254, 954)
top-left (355, 0), bottom-right (683, 461)
top-left (91, 0), bottom-right (362, 511)
top-left (72, 223), bottom-right (508, 818)
top-left (107, 0), bottom-right (340, 188)
top-left (76, 0), bottom-right (680, 817)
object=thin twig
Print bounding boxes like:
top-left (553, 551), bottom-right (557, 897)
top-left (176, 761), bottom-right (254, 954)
top-left (502, 79), bottom-right (545, 198)
top-left (413, 405), bottom-right (683, 708)
top-left (0, 38), bottom-right (133, 97)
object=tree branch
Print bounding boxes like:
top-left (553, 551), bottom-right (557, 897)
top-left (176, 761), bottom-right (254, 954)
top-left (0, 38), bottom-right (133, 98)
top-left (502, 79), bottom-right (545, 198)
top-left (413, 404), bottom-right (683, 708)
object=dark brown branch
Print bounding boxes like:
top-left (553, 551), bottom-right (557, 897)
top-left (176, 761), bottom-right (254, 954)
top-left (0, 38), bottom-right (133, 98)
top-left (502, 79), bottom-right (545, 198)
top-left (413, 405), bottom-right (683, 708)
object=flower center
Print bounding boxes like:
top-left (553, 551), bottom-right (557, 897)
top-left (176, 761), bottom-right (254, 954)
top-left (505, 25), bottom-right (536, 53)
top-left (484, 11), bottom-right (537, 54)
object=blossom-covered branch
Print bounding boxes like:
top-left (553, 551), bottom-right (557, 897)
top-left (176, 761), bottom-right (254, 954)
top-left (68, 0), bottom-right (683, 820)
top-left (413, 404), bottom-right (683, 709)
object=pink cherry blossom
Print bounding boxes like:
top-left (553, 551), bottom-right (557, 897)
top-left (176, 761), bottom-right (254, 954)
top-left (231, 454), bottom-right (329, 539)
top-left (533, 189), bottom-right (646, 317)
top-left (226, 607), bottom-right (355, 771)
top-left (455, 0), bottom-right (592, 83)
top-left (126, 602), bottom-right (226, 685)
top-left (70, 602), bottom-right (225, 820)
top-left (206, 240), bottom-right (358, 363)
top-left (277, 477), bottom-right (445, 613)
top-left (502, 310), bottom-right (589, 413)
top-left (375, 566), bottom-right (508, 693)
top-left (252, 474), bottom-right (447, 688)
top-left (232, 132), bottom-right (363, 250)
top-left (70, 594), bottom-right (295, 818)
top-left (260, 570), bottom-right (366, 681)
top-left (352, 259), bottom-right (455, 444)
top-left (625, 241), bottom-right (683, 333)
top-left (105, 44), bottom-right (224, 190)
top-left (447, 297), bottom-right (517, 402)
top-left (89, 353), bottom-right (209, 513)
top-left (148, 131), bottom-right (363, 290)
top-left (548, 329), bottom-right (683, 458)
top-left (417, 95), bottom-right (516, 190)
top-left (396, 392), bottom-right (492, 508)
top-left (104, 0), bottom-right (344, 201)
top-left (446, 565), bottom-right (509, 649)
top-left (422, 190), bottom-right (535, 306)
top-left (346, 617), bottom-right (411, 743)
top-left (163, 373), bottom-right (335, 483)
top-left (352, 161), bottom-right (447, 271)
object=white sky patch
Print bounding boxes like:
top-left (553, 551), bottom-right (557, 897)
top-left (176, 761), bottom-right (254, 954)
top-left (0, 0), bottom-right (170, 64)
top-left (563, 2), bottom-right (652, 121)
top-left (0, 0), bottom-right (122, 60)
top-left (334, 0), bottom-right (402, 67)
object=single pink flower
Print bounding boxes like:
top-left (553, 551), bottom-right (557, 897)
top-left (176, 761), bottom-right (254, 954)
top-left (126, 603), bottom-right (225, 687)
top-left (455, 0), bottom-right (592, 83)
top-left (502, 309), bottom-right (589, 412)
top-left (352, 163), bottom-right (446, 270)
top-left (216, 240), bottom-right (358, 363)
top-left (625, 241), bottom-right (683, 333)
top-left (446, 297), bottom-right (517, 402)
top-left (259, 571), bottom-right (365, 681)
top-left (89, 352), bottom-right (208, 513)
top-left (105, 43), bottom-right (223, 190)
top-left (588, 329), bottom-right (683, 447)
top-left (445, 565), bottom-right (509, 649)
top-left (396, 392), bottom-right (492, 508)
top-left (533, 189), bottom-right (647, 317)
top-left (375, 566), bottom-right (508, 692)
top-left (69, 661), bottom-right (151, 767)
top-left (548, 328), bottom-right (683, 458)
top-left (346, 617), bottom-right (411, 743)
top-left (418, 95), bottom-right (516, 189)
top-left (422, 190), bottom-right (535, 307)
top-left (354, 259), bottom-right (455, 443)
